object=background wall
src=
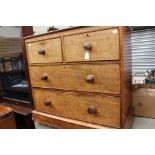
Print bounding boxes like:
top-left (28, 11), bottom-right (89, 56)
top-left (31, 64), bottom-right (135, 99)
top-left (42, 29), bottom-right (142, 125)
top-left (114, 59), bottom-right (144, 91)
top-left (0, 26), bottom-right (20, 38)
top-left (131, 28), bottom-right (155, 75)
top-left (0, 26), bottom-right (22, 72)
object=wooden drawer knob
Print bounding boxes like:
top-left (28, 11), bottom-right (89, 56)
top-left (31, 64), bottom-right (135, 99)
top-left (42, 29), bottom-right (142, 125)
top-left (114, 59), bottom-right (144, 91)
top-left (83, 42), bottom-right (92, 50)
top-left (38, 48), bottom-right (45, 55)
top-left (44, 100), bottom-right (51, 106)
top-left (87, 106), bottom-right (96, 114)
top-left (86, 75), bottom-right (95, 83)
top-left (41, 74), bottom-right (48, 80)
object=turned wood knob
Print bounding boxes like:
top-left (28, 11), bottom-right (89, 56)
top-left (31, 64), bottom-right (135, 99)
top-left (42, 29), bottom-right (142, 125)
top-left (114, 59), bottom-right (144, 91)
top-left (44, 100), bottom-right (51, 106)
top-left (87, 106), bottom-right (96, 114)
top-left (41, 74), bottom-right (48, 80)
top-left (85, 75), bottom-right (95, 83)
top-left (38, 48), bottom-right (45, 55)
top-left (83, 42), bottom-right (92, 50)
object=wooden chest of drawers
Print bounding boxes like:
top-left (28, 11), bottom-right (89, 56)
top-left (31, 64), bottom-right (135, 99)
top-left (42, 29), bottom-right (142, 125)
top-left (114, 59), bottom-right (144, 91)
top-left (25, 26), bottom-right (133, 129)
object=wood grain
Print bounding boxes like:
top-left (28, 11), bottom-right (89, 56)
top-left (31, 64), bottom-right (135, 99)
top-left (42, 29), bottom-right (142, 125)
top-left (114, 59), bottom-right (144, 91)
top-left (0, 105), bottom-right (13, 115)
top-left (33, 110), bottom-right (113, 129)
top-left (119, 27), bottom-right (132, 127)
top-left (33, 89), bottom-right (120, 128)
top-left (26, 37), bottom-right (62, 64)
top-left (64, 28), bottom-right (120, 62)
top-left (25, 26), bottom-right (117, 43)
top-left (0, 105), bottom-right (16, 129)
top-left (0, 116), bottom-right (16, 129)
top-left (29, 63), bottom-right (120, 94)
top-left (24, 26), bottom-right (133, 129)
top-left (1, 102), bottom-right (33, 116)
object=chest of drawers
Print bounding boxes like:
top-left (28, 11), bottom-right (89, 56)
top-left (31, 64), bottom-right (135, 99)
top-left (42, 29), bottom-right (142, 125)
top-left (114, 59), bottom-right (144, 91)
top-left (25, 26), bottom-right (133, 129)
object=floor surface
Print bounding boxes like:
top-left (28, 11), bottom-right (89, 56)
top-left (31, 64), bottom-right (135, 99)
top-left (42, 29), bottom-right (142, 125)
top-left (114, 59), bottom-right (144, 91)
top-left (132, 116), bottom-right (155, 129)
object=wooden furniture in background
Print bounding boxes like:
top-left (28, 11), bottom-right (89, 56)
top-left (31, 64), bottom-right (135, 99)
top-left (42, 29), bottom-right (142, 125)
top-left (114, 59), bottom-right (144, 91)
top-left (0, 104), bottom-right (16, 129)
top-left (1, 102), bottom-right (34, 129)
top-left (25, 26), bottom-right (133, 129)
top-left (0, 26), bottom-right (34, 129)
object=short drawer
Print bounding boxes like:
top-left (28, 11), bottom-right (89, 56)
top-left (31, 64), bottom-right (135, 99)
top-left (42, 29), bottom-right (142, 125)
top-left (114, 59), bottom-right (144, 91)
top-left (64, 28), bottom-right (120, 62)
top-left (33, 89), bottom-right (121, 128)
top-left (29, 64), bottom-right (120, 94)
top-left (26, 37), bottom-right (62, 64)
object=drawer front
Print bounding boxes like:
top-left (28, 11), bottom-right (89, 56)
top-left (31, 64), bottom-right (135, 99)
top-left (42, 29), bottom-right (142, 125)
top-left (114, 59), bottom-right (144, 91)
top-left (29, 64), bottom-right (120, 94)
top-left (26, 38), bottom-right (62, 64)
top-left (33, 89), bottom-right (120, 128)
top-left (64, 28), bottom-right (120, 62)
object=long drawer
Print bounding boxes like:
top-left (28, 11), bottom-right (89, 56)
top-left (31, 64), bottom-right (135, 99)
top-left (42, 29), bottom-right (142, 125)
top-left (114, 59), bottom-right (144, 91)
top-left (64, 28), bottom-right (120, 62)
top-left (33, 89), bottom-right (121, 128)
top-left (26, 37), bottom-right (62, 64)
top-left (29, 64), bottom-right (121, 94)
